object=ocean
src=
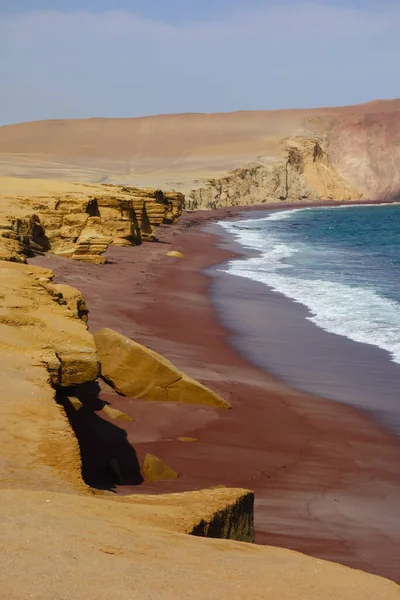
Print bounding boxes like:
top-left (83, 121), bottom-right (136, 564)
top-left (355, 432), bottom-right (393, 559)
top-left (214, 204), bottom-right (400, 433)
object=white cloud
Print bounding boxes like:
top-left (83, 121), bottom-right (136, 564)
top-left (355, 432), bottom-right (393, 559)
top-left (0, 2), bottom-right (399, 125)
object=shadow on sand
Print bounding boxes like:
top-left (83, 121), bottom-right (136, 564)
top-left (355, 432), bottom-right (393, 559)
top-left (57, 381), bottom-right (144, 491)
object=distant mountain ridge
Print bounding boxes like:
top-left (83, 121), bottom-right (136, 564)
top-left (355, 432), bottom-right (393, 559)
top-left (0, 99), bottom-right (399, 207)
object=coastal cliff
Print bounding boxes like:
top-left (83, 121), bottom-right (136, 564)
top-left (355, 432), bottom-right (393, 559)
top-left (0, 179), bottom-right (221, 493)
top-left (186, 137), bottom-right (361, 210)
top-left (0, 260), bottom-right (98, 492)
top-left (0, 177), bottom-right (184, 263)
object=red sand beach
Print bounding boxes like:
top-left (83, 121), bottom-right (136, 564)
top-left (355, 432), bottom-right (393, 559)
top-left (31, 203), bottom-right (400, 583)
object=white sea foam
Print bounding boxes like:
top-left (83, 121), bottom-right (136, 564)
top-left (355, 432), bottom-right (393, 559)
top-left (219, 213), bottom-right (400, 364)
top-left (260, 208), bottom-right (307, 221)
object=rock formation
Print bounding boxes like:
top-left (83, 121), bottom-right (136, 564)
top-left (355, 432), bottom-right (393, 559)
top-left (94, 328), bottom-right (231, 409)
top-left (0, 260), bottom-right (98, 492)
top-left (0, 177), bottom-right (184, 263)
top-left (166, 249), bottom-right (184, 258)
top-left (143, 453), bottom-right (179, 483)
top-left (186, 137), bottom-right (361, 210)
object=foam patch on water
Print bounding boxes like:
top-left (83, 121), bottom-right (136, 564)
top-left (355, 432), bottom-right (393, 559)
top-left (219, 212), bottom-right (400, 364)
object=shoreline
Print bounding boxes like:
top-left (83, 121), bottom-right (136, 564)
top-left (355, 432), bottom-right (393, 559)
top-left (30, 200), bottom-right (400, 582)
top-left (207, 218), bottom-right (400, 436)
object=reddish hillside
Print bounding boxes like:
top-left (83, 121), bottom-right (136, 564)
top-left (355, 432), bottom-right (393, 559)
top-left (0, 100), bottom-right (398, 203)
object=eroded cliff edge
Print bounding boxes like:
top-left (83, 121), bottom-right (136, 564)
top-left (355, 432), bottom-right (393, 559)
top-left (0, 177), bottom-right (184, 263)
top-left (186, 136), bottom-right (362, 210)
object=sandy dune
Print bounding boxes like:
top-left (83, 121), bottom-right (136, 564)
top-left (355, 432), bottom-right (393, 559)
top-left (0, 100), bottom-right (399, 200)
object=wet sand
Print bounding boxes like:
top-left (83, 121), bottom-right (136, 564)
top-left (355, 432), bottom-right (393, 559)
top-left (31, 204), bottom-right (400, 582)
top-left (208, 222), bottom-right (400, 435)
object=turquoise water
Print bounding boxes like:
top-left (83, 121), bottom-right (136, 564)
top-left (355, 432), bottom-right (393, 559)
top-left (220, 204), bottom-right (400, 364)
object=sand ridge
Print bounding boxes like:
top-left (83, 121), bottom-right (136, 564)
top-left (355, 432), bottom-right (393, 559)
top-left (0, 100), bottom-right (399, 201)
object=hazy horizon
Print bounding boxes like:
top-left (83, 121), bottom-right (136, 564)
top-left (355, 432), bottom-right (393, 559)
top-left (1, 0), bottom-right (399, 126)
top-left (2, 97), bottom-right (399, 129)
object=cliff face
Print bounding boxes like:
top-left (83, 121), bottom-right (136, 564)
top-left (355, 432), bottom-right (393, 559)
top-left (319, 108), bottom-right (400, 201)
top-left (0, 178), bottom-right (184, 264)
top-left (0, 177), bottom-right (184, 490)
top-left (189, 489), bottom-right (255, 542)
top-left (0, 260), bottom-right (98, 492)
top-left (186, 137), bottom-right (361, 210)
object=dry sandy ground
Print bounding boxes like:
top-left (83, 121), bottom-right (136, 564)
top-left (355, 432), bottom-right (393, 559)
top-left (2, 489), bottom-right (399, 600)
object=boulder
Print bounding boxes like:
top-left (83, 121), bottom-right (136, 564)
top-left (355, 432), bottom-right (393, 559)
top-left (143, 453), bottom-right (178, 483)
top-left (166, 250), bottom-right (184, 258)
top-left (94, 328), bottom-right (230, 409)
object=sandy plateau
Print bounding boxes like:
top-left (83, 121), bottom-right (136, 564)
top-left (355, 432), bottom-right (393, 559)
top-left (0, 101), bottom-right (399, 598)
top-left (0, 99), bottom-right (399, 205)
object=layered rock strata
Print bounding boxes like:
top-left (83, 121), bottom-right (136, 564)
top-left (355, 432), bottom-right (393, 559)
top-left (186, 137), bottom-right (361, 210)
top-left (0, 260), bottom-right (98, 492)
top-left (0, 177), bottom-right (184, 263)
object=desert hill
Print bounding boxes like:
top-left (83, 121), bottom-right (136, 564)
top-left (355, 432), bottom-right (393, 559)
top-left (0, 99), bottom-right (399, 206)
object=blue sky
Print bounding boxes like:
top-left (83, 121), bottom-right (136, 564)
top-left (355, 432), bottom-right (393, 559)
top-left (0, 0), bottom-right (398, 125)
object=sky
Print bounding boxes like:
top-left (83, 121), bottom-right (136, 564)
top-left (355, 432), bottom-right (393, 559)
top-left (0, 0), bottom-right (399, 125)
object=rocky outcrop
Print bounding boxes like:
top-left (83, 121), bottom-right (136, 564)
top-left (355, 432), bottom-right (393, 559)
top-left (0, 177), bottom-right (184, 264)
top-left (312, 107), bottom-right (400, 201)
top-left (94, 328), bottom-right (231, 409)
top-left (189, 489), bottom-right (254, 542)
top-left (186, 137), bottom-right (361, 210)
top-left (0, 260), bottom-right (99, 491)
top-left (143, 453), bottom-right (179, 483)
top-left (113, 486), bottom-right (255, 540)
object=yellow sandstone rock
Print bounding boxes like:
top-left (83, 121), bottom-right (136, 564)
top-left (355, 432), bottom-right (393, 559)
top-left (0, 176), bottom-right (184, 264)
top-left (100, 404), bottom-right (134, 422)
top-left (143, 453), bottom-right (178, 483)
top-left (186, 137), bottom-right (361, 210)
top-left (0, 261), bottom-right (99, 492)
top-left (166, 250), bottom-right (184, 258)
top-left (52, 283), bottom-right (89, 324)
top-left (94, 328), bottom-right (231, 409)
